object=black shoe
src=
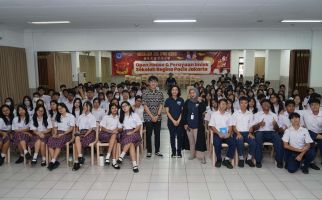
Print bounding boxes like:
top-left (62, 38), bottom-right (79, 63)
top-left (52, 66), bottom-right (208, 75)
top-left (72, 163), bottom-right (80, 171)
top-left (146, 153), bottom-right (152, 158)
top-left (52, 161), bottom-right (60, 170)
top-left (41, 161), bottom-right (46, 167)
top-left (310, 163), bottom-right (320, 170)
top-left (0, 156), bottom-right (4, 166)
top-left (105, 158), bottom-right (110, 165)
top-left (171, 153), bottom-right (176, 158)
top-left (25, 152), bottom-right (32, 161)
top-left (302, 167), bottom-right (309, 174)
top-left (222, 159), bottom-right (233, 169)
top-left (177, 153), bottom-right (182, 158)
top-left (256, 162), bottom-right (262, 168)
top-left (47, 162), bottom-right (54, 171)
top-left (15, 156), bottom-right (24, 164)
top-left (133, 166), bottom-right (139, 173)
top-left (246, 159), bottom-right (255, 167)
top-left (155, 152), bottom-right (163, 157)
top-left (78, 157), bottom-right (85, 165)
top-left (277, 162), bottom-right (283, 169)
top-left (215, 159), bottom-right (222, 168)
top-left (284, 163), bottom-right (288, 170)
top-left (31, 159), bottom-right (37, 165)
top-left (112, 163), bottom-right (120, 169)
top-left (238, 159), bottom-right (244, 168)
top-left (117, 157), bottom-right (123, 164)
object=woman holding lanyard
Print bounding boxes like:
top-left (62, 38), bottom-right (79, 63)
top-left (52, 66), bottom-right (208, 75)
top-left (182, 87), bottom-right (207, 164)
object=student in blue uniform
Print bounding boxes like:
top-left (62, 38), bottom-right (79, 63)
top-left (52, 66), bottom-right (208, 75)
top-left (164, 85), bottom-right (184, 158)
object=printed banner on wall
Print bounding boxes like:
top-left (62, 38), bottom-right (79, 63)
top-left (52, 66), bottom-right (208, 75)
top-left (112, 51), bottom-right (230, 75)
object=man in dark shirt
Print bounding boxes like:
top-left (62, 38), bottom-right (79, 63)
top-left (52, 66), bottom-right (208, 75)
top-left (142, 76), bottom-right (164, 157)
top-left (165, 73), bottom-right (177, 89)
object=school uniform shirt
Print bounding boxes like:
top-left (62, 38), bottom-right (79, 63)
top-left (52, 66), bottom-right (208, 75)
top-left (100, 115), bottom-right (121, 130)
top-left (30, 117), bottom-right (53, 132)
top-left (272, 104), bottom-right (280, 114)
top-left (133, 105), bottom-right (144, 122)
top-left (120, 113), bottom-right (142, 130)
top-left (92, 108), bottom-right (106, 122)
top-left (302, 110), bottom-right (322, 133)
top-left (233, 100), bottom-right (240, 110)
top-left (278, 110), bottom-right (304, 130)
top-left (230, 110), bottom-right (253, 132)
top-left (73, 109), bottom-right (81, 121)
top-left (58, 96), bottom-right (67, 103)
top-left (0, 118), bottom-right (12, 131)
top-left (253, 111), bottom-right (278, 132)
top-left (164, 97), bottom-right (184, 120)
top-left (100, 100), bottom-right (108, 110)
top-left (54, 113), bottom-right (75, 131)
top-left (76, 113), bottom-right (97, 130)
top-left (209, 111), bottom-right (231, 131)
top-left (282, 126), bottom-right (313, 149)
top-left (64, 100), bottom-right (74, 113)
top-left (40, 94), bottom-right (51, 109)
top-left (12, 117), bottom-right (30, 131)
top-left (27, 107), bottom-right (34, 118)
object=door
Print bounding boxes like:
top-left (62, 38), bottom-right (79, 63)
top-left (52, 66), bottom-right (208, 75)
top-left (255, 57), bottom-right (265, 78)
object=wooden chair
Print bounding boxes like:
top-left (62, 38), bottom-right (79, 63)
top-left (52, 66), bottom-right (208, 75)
top-left (5, 147), bottom-right (10, 164)
top-left (210, 131), bottom-right (238, 167)
top-left (96, 128), bottom-right (121, 165)
top-left (137, 125), bottom-right (144, 165)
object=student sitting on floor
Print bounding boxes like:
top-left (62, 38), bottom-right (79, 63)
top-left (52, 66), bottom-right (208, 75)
top-left (282, 112), bottom-right (315, 174)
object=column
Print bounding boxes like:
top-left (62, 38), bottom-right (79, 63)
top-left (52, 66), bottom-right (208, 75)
top-left (243, 50), bottom-right (255, 82)
top-left (230, 50), bottom-right (243, 77)
top-left (95, 51), bottom-right (102, 82)
top-left (24, 30), bottom-right (38, 94)
top-left (71, 51), bottom-right (80, 86)
top-left (265, 50), bottom-right (281, 90)
top-left (309, 30), bottom-right (322, 93)
top-left (280, 50), bottom-right (290, 95)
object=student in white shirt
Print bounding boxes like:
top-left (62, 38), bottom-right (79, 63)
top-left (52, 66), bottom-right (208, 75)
top-left (64, 90), bottom-right (75, 113)
top-left (252, 99), bottom-right (283, 168)
top-left (0, 104), bottom-right (14, 166)
top-left (71, 98), bottom-right (83, 122)
top-left (49, 100), bottom-right (58, 122)
top-left (92, 98), bottom-right (106, 122)
top-left (209, 98), bottom-right (236, 169)
top-left (302, 98), bottom-right (322, 170)
top-left (22, 96), bottom-right (34, 118)
top-left (282, 112), bottom-right (315, 174)
top-left (100, 103), bottom-right (121, 169)
top-left (73, 101), bottom-right (97, 171)
top-left (13, 104), bottom-right (32, 163)
top-left (277, 100), bottom-right (304, 133)
top-left (133, 95), bottom-right (144, 123)
top-left (98, 92), bottom-right (108, 110)
top-left (116, 101), bottom-right (142, 173)
top-left (30, 105), bottom-right (53, 166)
top-left (121, 90), bottom-right (135, 106)
top-left (231, 96), bottom-right (255, 167)
top-left (47, 103), bottom-right (75, 171)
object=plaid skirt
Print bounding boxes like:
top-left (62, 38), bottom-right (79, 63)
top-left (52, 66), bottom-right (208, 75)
top-left (99, 131), bottom-right (113, 143)
top-left (47, 130), bottom-right (72, 148)
top-left (78, 129), bottom-right (96, 147)
top-left (28, 134), bottom-right (50, 148)
top-left (13, 132), bottom-right (31, 146)
top-left (120, 129), bottom-right (142, 148)
top-left (0, 131), bottom-right (10, 144)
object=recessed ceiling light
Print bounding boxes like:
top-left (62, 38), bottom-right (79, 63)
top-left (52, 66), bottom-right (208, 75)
top-left (153, 19), bottom-right (197, 23)
top-left (281, 20), bottom-right (322, 23)
top-left (28, 21), bottom-right (71, 24)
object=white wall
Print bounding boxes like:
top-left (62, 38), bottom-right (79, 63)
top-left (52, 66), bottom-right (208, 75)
top-left (230, 50), bottom-right (243, 75)
top-left (310, 30), bottom-right (322, 88)
top-left (280, 50), bottom-right (290, 76)
top-left (0, 26), bottom-right (24, 48)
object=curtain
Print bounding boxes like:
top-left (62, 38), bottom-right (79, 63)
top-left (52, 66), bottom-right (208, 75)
top-left (0, 46), bottom-right (29, 104)
top-left (54, 53), bottom-right (73, 91)
top-left (80, 55), bottom-right (96, 83)
top-left (101, 57), bottom-right (111, 82)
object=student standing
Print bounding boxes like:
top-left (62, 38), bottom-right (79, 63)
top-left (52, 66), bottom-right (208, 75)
top-left (182, 87), bottom-right (207, 164)
top-left (165, 85), bottom-right (184, 158)
top-left (142, 76), bottom-right (164, 158)
top-left (209, 99), bottom-right (236, 168)
top-left (73, 101), bottom-right (97, 171)
top-left (231, 96), bottom-right (255, 167)
top-left (0, 105), bottom-right (13, 165)
top-left (282, 112), bottom-right (315, 174)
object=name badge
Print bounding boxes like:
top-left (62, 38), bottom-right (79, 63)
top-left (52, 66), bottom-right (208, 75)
top-left (191, 113), bottom-right (194, 120)
top-left (196, 103), bottom-right (199, 107)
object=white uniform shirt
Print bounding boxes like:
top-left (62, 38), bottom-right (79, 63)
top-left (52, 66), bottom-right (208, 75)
top-left (133, 105), bottom-right (144, 122)
top-left (209, 111), bottom-right (231, 130)
top-left (30, 117), bottom-right (53, 132)
top-left (92, 108), bottom-right (106, 122)
top-left (0, 118), bottom-right (11, 131)
top-left (253, 111), bottom-right (278, 131)
top-left (302, 110), bottom-right (322, 133)
top-left (64, 100), bottom-right (74, 113)
top-left (100, 114), bottom-right (121, 130)
top-left (12, 117), bottom-right (30, 131)
top-left (54, 113), bottom-right (75, 131)
top-left (282, 126), bottom-right (313, 149)
top-left (76, 113), bottom-right (97, 130)
top-left (100, 100), bottom-right (108, 110)
top-left (230, 110), bottom-right (253, 132)
top-left (120, 113), bottom-right (142, 130)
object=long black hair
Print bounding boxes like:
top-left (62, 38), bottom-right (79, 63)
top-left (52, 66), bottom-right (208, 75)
top-left (33, 105), bottom-right (49, 128)
top-left (83, 101), bottom-right (93, 113)
top-left (49, 100), bottom-right (58, 118)
top-left (227, 99), bottom-right (235, 114)
top-left (22, 95), bottom-right (33, 111)
top-left (16, 104), bottom-right (30, 125)
top-left (0, 104), bottom-right (14, 125)
top-left (72, 98), bottom-right (83, 117)
top-left (293, 94), bottom-right (304, 110)
top-left (247, 97), bottom-right (258, 114)
top-left (270, 93), bottom-right (284, 114)
top-left (55, 103), bottom-right (69, 123)
top-left (119, 101), bottom-right (134, 124)
top-left (107, 103), bottom-right (118, 115)
top-left (4, 97), bottom-right (15, 113)
top-left (167, 85), bottom-right (181, 98)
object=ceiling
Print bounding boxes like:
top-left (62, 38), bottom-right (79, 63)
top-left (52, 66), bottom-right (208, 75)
top-left (0, 0), bottom-right (322, 30)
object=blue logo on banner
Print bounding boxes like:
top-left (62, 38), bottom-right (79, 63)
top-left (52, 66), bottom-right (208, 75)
top-left (115, 52), bottom-right (123, 59)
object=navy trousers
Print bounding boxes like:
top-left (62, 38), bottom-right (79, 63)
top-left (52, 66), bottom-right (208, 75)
top-left (255, 131), bottom-right (283, 163)
top-left (236, 132), bottom-right (256, 158)
top-left (284, 148), bottom-right (315, 173)
top-left (213, 134), bottom-right (236, 160)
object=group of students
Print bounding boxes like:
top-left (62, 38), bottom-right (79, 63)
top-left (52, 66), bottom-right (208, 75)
top-left (0, 75), bottom-right (322, 175)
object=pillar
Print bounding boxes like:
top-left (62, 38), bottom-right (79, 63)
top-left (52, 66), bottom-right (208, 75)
top-left (71, 51), bottom-right (80, 86)
top-left (243, 50), bottom-right (255, 82)
top-left (95, 51), bottom-right (102, 82)
top-left (265, 50), bottom-right (281, 90)
top-left (24, 30), bottom-right (38, 94)
top-left (309, 30), bottom-right (322, 94)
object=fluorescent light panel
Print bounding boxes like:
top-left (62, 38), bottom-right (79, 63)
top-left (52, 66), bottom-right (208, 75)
top-left (281, 20), bottom-right (322, 23)
top-left (154, 19), bottom-right (197, 23)
top-left (29, 21), bottom-right (70, 24)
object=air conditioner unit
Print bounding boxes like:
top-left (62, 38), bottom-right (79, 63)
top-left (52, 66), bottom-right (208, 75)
top-left (78, 72), bottom-right (87, 84)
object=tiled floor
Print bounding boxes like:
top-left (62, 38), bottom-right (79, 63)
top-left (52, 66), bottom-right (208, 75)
top-left (1, 128), bottom-right (322, 200)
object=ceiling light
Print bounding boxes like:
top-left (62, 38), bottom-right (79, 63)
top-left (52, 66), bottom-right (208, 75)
top-left (281, 20), bottom-right (322, 23)
top-left (28, 21), bottom-right (71, 24)
top-left (153, 19), bottom-right (197, 23)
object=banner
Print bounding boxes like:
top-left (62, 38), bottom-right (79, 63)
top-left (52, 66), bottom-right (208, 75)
top-left (112, 51), bottom-right (230, 75)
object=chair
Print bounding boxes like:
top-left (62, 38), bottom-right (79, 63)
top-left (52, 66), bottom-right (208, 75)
top-left (263, 142), bottom-right (274, 157)
top-left (136, 125), bottom-right (144, 165)
top-left (210, 131), bottom-right (238, 167)
top-left (96, 128), bottom-right (121, 165)
top-left (5, 147), bottom-right (10, 163)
